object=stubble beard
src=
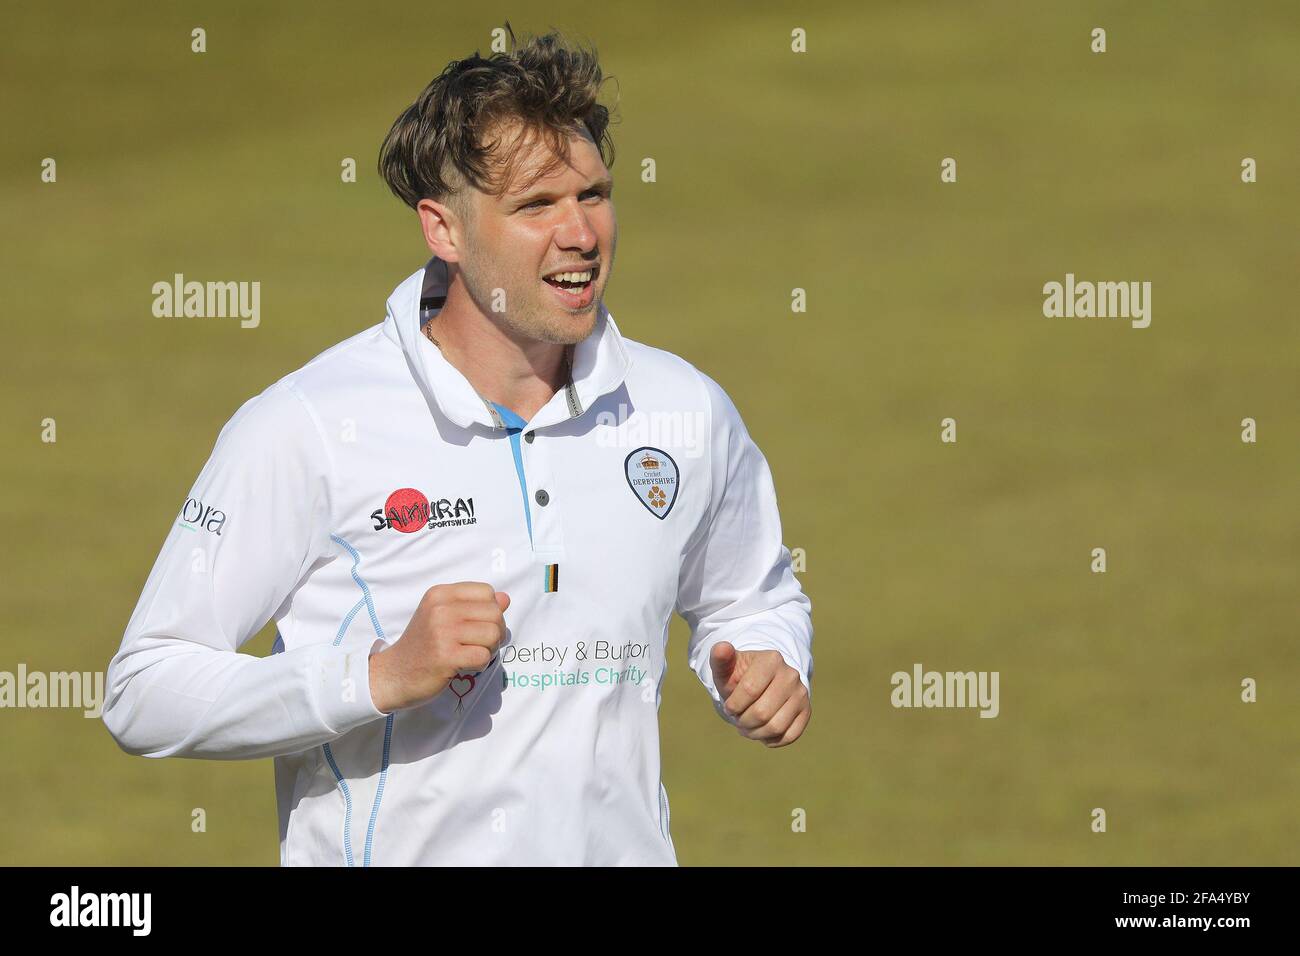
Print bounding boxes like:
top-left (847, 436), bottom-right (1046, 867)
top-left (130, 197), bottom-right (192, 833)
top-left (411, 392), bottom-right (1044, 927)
top-left (458, 257), bottom-right (603, 346)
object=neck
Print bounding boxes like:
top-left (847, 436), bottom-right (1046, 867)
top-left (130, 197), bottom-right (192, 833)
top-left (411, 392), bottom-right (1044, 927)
top-left (423, 277), bottom-right (570, 423)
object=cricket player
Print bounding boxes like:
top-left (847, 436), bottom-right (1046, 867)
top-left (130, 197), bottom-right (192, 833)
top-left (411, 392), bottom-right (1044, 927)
top-left (104, 28), bottom-right (813, 866)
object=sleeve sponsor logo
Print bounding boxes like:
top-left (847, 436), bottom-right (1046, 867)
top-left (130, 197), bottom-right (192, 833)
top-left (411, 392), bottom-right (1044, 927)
top-left (177, 497), bottom-right (226, 535)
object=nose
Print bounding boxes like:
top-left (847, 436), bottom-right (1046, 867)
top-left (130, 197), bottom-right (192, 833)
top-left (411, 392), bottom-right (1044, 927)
top-left (553, 197), bottom-right (599, 253)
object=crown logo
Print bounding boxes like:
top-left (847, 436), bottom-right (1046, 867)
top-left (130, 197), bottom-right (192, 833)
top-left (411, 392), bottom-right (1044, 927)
top-left (640, 451), bottom-right (660, 469)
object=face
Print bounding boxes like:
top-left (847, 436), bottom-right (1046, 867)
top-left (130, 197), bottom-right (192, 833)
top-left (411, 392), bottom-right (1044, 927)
top-left (431, 120), bottom-right (617, 346)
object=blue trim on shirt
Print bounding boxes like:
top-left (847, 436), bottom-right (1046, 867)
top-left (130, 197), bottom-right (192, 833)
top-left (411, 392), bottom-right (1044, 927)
top-left (321, 744), bottom-right (356, 866)
top-left (326, 535), bottom-right (394, 867)
top-left (490, 402), bottom-right (533, 544)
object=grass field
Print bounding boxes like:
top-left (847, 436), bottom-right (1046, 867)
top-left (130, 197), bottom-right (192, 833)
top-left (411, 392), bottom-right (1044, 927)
top-left (1, 1), bottom-right (1296, 865)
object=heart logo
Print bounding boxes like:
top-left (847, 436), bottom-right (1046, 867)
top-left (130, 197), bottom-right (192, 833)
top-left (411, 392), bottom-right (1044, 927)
top-left (448, 675), bottom-right (475, 700)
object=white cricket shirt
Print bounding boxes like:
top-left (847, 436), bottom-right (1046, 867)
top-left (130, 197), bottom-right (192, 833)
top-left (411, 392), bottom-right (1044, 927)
top-left (104, 256), bottom-right (814, 866)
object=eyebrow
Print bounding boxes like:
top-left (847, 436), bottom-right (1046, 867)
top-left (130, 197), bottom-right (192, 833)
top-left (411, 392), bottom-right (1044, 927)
top-left (511, 176), bottom-right (614, 205)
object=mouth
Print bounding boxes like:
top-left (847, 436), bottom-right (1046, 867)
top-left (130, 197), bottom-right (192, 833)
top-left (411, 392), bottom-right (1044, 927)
top-left (542, 263), bottom-right (599, 308)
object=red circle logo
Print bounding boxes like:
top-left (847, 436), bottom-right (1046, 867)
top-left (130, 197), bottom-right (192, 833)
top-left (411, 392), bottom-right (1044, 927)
top-left (384, 488), bottom-right (429, 533)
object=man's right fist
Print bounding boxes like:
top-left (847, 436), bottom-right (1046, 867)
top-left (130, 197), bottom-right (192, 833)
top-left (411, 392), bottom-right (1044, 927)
top-left (368, 582), bottom-right (510, 713)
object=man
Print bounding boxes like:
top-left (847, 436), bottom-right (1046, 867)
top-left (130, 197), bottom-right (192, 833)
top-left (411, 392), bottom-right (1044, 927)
top-left (104, 28), bottom-right (812, 866)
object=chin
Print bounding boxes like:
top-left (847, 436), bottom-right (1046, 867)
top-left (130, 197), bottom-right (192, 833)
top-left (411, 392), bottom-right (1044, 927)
top-left (535, 306), bottom-right (600, 345)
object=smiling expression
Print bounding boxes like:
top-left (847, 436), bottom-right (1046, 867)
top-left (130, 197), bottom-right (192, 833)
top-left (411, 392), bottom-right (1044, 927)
top-left (447, 120), bottom-right (617, 346)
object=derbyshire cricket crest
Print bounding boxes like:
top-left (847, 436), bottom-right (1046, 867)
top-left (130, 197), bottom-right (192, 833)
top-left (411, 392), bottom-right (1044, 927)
top-left (624, 447), bottom-right (679, 519)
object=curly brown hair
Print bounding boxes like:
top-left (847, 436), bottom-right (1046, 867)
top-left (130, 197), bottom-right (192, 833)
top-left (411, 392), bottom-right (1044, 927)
top-left (378, 23), bottom-right (617, 216)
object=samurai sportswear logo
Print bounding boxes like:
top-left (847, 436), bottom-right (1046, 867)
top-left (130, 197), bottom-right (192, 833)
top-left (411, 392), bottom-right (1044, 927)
top-left (625, 447), bottom-right (678, 519)
top-left (371, 487), bottom-right (477, 533)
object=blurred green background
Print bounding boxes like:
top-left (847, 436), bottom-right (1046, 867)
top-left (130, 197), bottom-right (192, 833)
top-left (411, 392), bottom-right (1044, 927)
top-left (1, 0), bottom-right (1296, 865)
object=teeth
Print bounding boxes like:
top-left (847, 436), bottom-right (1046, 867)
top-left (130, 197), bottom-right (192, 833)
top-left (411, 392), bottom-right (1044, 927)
top-left (548, 271), bottom-right (592, 283)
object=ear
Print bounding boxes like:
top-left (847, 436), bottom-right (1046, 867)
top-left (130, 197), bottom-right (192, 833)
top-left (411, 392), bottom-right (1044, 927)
top-left (416, 197), bottom-right (465, 264)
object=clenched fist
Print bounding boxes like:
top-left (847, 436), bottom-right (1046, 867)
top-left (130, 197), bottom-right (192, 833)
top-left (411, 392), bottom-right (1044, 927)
top-left (710, 642), bottom-right (810, 748)
top-left (369, 582), bottom-right (510, 713)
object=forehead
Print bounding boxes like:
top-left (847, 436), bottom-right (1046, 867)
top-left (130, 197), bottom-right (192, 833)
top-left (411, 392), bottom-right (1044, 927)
top-left (483, 118), bottom-right (608, 200)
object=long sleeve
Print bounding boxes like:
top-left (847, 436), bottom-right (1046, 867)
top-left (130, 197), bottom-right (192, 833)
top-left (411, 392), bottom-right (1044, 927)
top-left (102, 381), bottom-right (387, 760)
top-left (676, 370), bottom-right (813, 722)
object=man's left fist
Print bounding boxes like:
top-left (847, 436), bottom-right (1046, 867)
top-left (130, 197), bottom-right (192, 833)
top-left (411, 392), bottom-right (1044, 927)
top-left (709, 642), bottom-right (811, 748)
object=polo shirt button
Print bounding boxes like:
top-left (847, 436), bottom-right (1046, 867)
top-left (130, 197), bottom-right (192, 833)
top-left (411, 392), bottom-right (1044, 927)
top-left (534, 489), bottom-right (550, 506)
top-left (524, 431), bottom-right (535, 444)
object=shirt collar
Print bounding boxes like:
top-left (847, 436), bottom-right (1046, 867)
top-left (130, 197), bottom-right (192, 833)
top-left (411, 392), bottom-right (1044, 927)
top-left (381, 255), bottom-right (633, 431)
